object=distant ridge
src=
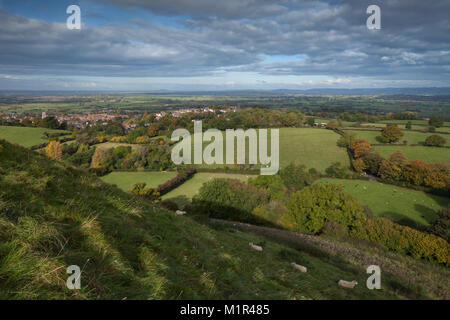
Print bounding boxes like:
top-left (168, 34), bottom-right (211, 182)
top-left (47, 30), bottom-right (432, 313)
top-left (1, 87), bottom-right (450, 95)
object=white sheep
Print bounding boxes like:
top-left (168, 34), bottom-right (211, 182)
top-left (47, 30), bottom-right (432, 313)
top-left (249, 242), bottom-right (263, 251)
top-left (175, 210), bottom-right (187, 216)
top-left (338, 280), bottom-right (358, 288)
top-left (291, 262), bottom-right (307, 273)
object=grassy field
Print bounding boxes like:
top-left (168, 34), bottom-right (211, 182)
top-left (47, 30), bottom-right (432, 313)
top-left (93, 142), bottom-right (142, 150)
top-left (0, 125), bottom-right (69, 147)
top-left (319, 178), bottom-right (449, 227)
top-left (347, 129), bottom-right (449, 146)
top-left (163, 173), bottom-right (253, 200)
top-left (373, 146), bottom-right (450, 164)
top-left (101, 171), bottom-right (177, 191)
top-left (178, 128), bottom-right (350, 173)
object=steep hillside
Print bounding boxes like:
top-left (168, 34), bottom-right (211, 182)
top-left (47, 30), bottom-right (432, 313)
top-left (0, 140), bottom-right (445, 299)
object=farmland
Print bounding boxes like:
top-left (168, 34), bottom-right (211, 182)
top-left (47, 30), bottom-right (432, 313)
top-left (319, 178), bottom-right (449, 227)
top-left (0, 125), bottom-right (69, 147)
top-left (163, 172), bottom-right (253, 200)
top-left (373, 146), bottom-right (450, 164)
top-left (346, 129), bottom-right (450, 146)
top-left (181, 128), bottom-right (350, 173)
top-left (101, 171), bottom-right (177, 191)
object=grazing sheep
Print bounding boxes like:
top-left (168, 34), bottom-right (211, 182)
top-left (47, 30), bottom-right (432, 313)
top-left (249, 242), bottom-right (263, 251)
top-left (338, 280), bottom-right (358, 288)
top-left (291, 262), bottom-right (307, 273)
top-left (175, 210), bottom-right (186, 216)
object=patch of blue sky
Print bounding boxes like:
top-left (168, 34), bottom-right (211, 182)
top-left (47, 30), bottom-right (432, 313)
top-left (0, 0), bottom-right (187, 29)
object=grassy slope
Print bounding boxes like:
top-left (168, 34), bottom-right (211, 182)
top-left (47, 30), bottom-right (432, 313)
top-left (0, 126), bottom-right (69, 147)
top-left (319, 178), bottom-right (449, 227)
top-left (1, 139), bottom-right (409, 300)
top-left (101, 171), bottom-right (177, 192)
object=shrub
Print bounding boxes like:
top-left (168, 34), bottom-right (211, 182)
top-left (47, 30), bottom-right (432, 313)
top-left (351, 218), bottom-right (449, 265)
top-left (130, 182), bottom-right (160, 201)
top-left (283, 184), bottom-right (365, 234)
top-left (424, 135), bottom-right (446, 147)
top-left (160, 200), bottom-right (179, 211)
top-left (135, 136), bottom-right (151, 144)
top-left (157, 167), bottom-right (196, 195)
top-left (429, 205), bottom-right (450, 242)
top-left (325, 162), bottom-right (348, 178)
top-left (361, 151), bottom-right (384, 175)
top-left (192, 178), bottom-right (270, 223)
top-left (279, 164), bottom-right (313, 191)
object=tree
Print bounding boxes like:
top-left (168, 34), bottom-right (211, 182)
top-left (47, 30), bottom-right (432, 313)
top-left (352, 158), bottom-right (367, 173)
top-left (306, 117), bottom-right (315, 127)
top-left (337, 131), bottom-right (357, 148)
top-left (279, 164), bottom-right (313, 191)
top-left (130, 182), bottom-right (160, 201)
top-left (424, 163), bottom-right (450, 191)
top-left (389, 150), bottom-right (408, 166)
top-left (378, 160), bottom-right (403, 182)
top-left (45, 141), bottom-right (62, 160)
top-left (135, 136), bottom-right (151, 144)
top-left (405, 121), bottom-right (412, 130)
top-left (429, 116), bottom-right (444, 128)
top-left (380, 125), bottom-right (403, 143)
top-left (350, 139), bottom-right (372, 158)
top-left (425, 135), bottom-right (446, 147)
top-left (325, 162), bottom-right (347, 178)
top-left (429, 204), bottom-right (450, 242)
top-left (283, 184), bottom-right (365, 234)
top-left (91, 147), bottom-right (112, 168)
top-left (403, 160), bottom-right (427, 186)
top-left (361, 151), bottom-right (384, 175)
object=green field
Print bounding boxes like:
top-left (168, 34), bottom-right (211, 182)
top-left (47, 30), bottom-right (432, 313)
top-left (0, 126), bottom-right (69, 147)
top-left (93, 142), bottom-right (142, 150)
top-left (373, 146), bottom-right (450, 164)
top-left (347, 129), bottom-right (449, 146)
top-left (163, 173), bottom-right (253, 200)
top-left (178, 128), bottom-right (350, 173)
top-left (319, 178), bottom-right (449, 227)
top-left (101, 171), bottom-right (177, 191)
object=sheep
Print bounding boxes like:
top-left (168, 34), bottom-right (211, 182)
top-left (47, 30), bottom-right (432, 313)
top-left (175, 210), bottom-right (187, 216)
top-left (249, 242), bottom-right (263, 251)
top-left (291, 262), bottom-right (307, 273)
top-left (338, 280), bottom-right (358, 288)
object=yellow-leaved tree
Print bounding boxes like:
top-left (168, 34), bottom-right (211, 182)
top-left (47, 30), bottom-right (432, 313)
top-left (45, 141), bottom-right (62, 160)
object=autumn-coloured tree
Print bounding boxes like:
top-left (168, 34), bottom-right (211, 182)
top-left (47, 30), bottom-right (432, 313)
top-left (424, 163), bottom-right (450, 191)
top-left (352, 158), bottom-right (366, 173)
top-left (425, 135), bottom-right (446, 147)
top-left (361, 151), bottom-right (384, 175)
top-left (349, 139), bottom-right (372, 158)
top-left (148, 123), bottom-right (159, 137)
top-left (381, 125), bottom-right (404, 143)
top-left (136, 136), bottom-right (151, 144)
top-left (378, 160), bottom-right (403, 182)
top-left (45, 141), bottom-right (62, 160)
top-left (91, 147), bottom-right (112, 168)
top-left (403, 160), bottom-right (427, 186)
top-left (389, 150), bottom-right (408, 166)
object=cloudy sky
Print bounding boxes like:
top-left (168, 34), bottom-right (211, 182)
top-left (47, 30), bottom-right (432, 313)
top-left (0, 0), bottom-right (449, 91)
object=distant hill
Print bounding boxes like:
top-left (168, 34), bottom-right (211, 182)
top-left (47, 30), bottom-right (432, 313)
top-left (0, 140), bottom-right (448, 299)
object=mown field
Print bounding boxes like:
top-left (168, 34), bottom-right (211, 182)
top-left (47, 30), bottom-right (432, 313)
top-left (163, 172), bottom-right (253, 200)
top-left (347, 129), bottom-right (449, 146)
top-left (373, 146), bottom-right (450, 164)
top-left (0, 125), bottom-right (69, 147)
top-left (179, 128), bottom-right (350, 173)
top-left (319, 178), bottom-right (449, 227)
top-left (101, 171), bottom-right (177, 191)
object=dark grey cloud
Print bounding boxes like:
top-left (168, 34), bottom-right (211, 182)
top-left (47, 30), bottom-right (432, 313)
top-left (0, 0), bottom-right (449, 86)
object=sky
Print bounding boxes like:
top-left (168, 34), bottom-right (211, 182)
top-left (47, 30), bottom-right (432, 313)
top-left (0, 0), bottom-right (449, 91)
